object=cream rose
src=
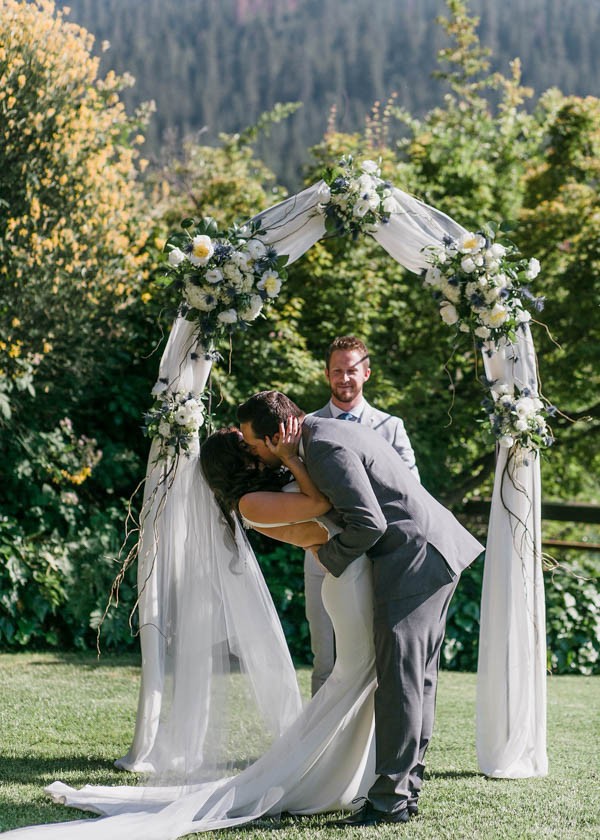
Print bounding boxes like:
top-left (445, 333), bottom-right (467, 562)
top-left (440, 302), bottom-right (459, 325)
top-left (189, 234), bottom-right (214, 267)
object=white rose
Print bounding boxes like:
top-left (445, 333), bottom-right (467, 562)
top-left (352, 198), bottom-right (371, 218)
top-left (365, 190), bottom-right (381, 210)
top-left (498, 434), bottom-right (515, 448)
top-left (167, 246), bottom-right (186, 267)
top-left (460, 256), bottom-right (477, 274)
top-left (357, 173), bottom-right (375, 192)
top-left (515, 419), bottom-right (529, 432)
top-left (459, 322), bottom-right (470, 333)
top-left (474, 325), bottom-right (491, 339)
top-left (481, 303), bottom-right (509, 327)
top-left (184, 401), bottom-right (205, 429)
top-left (526, 258), bottom-right (541, 280)
top-left (361, 159), bottom-right (380, 175)
top-left (205, 269), bottom-right (223, 284)
top-left (174, 406), bottom-right (192, 426)
top-left (442, 282), bottom-right (461, 304)
top-left (158, 419), bottom-right (171, 437)
top-left (458, 232), bottom-right (486, 254)
top-left (317, 183), bottom-right (331, 204)
top-left (485, 257), bottom-right (500, 274)
top-left (489, 243), bottom-right (507, 258)
top-left (515, 397), bottom-right (536, 418)
top-left (246, 239), bottom-right (267, 259)
top-left (515, 309), bottom-right (531, 323)
top-left (257, 270), bottom-right (282, 298)
top-left (239, 294), bottom-right (264, 321)
top-left (440, 302), bottom-right (459, 325)
top-left (424, 266), bottom-right (442, 287)
top-left (189, 234), bottom-right (214, 267)
top-left (217, 309), bottom-right (238, 324)
top-left (231, 250), bottom-right (251, 270)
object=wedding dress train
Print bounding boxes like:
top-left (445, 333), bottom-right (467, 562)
top-left (6, 556), bottom-right (376, 839)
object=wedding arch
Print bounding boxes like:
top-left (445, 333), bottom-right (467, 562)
top-left (118, 158), bottom-right (551, 782)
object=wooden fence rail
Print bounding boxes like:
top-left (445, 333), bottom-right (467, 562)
top-left (463, 500), bottom-right (600, 552)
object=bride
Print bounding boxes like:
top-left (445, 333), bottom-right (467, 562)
top-left (5, 419), bottom-right (379, 839)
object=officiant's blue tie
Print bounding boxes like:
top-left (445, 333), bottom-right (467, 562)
top-left (337, 412), bottom-right (358, 421)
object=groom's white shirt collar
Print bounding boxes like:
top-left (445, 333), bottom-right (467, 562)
top-left (328, 398), bottom-right (366, 420)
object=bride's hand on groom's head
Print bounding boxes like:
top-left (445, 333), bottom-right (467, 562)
top-left (265, 416), bottom-right (301, 463)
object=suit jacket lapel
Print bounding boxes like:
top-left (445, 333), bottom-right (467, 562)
top-left (360, 400), bottom-right (376, 427)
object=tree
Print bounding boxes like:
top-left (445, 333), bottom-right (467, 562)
top-left (0, 0), bottom-right (152, 648)
top-left (0, 0), bottom-right (151, 422)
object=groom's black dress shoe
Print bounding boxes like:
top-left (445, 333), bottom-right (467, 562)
top-left (329, 800), bottom-right (410, 827)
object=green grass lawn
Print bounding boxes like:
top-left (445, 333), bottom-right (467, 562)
top-left (1, 653), bottom-right (598, 838)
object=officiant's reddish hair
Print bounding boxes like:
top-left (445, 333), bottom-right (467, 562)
top-left (237, 390), bottom-right (304, 438)
top-left (325, 336), bottom-right (369, 369)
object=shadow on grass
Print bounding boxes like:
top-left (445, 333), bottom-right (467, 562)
top-left (25, 652), bottom-right (141, 670)
top-left (0, 755), bottom-right (125, 785)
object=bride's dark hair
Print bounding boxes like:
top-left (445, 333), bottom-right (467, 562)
top-left (200, 427), bottom-right (289, 531)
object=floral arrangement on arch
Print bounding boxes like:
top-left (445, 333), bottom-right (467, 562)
top-left (161, 217), bottom-right (288, 343)
top-left (318, 156), bottom-right (402, 239)
top-left (483, 382), bottom-right (555, 451)
top-left (423, 225), bottom-right (544, 345)
top-left (144, 387), bottom-right (207, 461)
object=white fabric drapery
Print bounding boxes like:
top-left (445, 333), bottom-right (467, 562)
top-left (121, 180), bottom-right (547, 780)
top-left (116, 317), bottom-right (304, 780)
top-left (477, 327), bottom-right (547, 776)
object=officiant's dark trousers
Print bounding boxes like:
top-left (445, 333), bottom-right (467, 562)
top-left (368, 552), bottom-right (459, 814)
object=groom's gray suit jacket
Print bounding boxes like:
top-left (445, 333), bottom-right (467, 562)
top-left (301, 415), bottom-right (483, 602)
top-left (310, 399), bottom-right (420, 479)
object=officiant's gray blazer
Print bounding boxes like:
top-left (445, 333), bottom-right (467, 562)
top-left (301, 415), bottom-right (483, 602)
top-left (311, 399), bottom-right (420, 479)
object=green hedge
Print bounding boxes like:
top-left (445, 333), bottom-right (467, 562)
top-left (1, 517), bottom-right (598, 675)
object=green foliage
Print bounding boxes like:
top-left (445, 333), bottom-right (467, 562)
top-left (442, 554), bottom-right (600, 675)
top-left (546, 556), bottom-right (600, 676)
top-left (443, 558), bottom-right (484, 671)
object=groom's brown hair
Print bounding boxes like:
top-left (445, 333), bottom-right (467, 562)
top-left (237, 390), bottom-right (303, 438)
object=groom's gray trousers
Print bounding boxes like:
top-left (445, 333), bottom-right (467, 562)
top-left (369, 546), bottom-right (459, 811)
top-left (301, 416), bottom-right (483, 814)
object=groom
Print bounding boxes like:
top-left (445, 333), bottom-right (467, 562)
top-left (238, 390), bottom-right (484, 826)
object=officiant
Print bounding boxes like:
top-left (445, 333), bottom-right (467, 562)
top-left (304, 334), bottom-right (420, 695)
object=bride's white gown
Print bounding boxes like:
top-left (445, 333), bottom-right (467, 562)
top-left (7, 556), bottom-right (377, 839)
